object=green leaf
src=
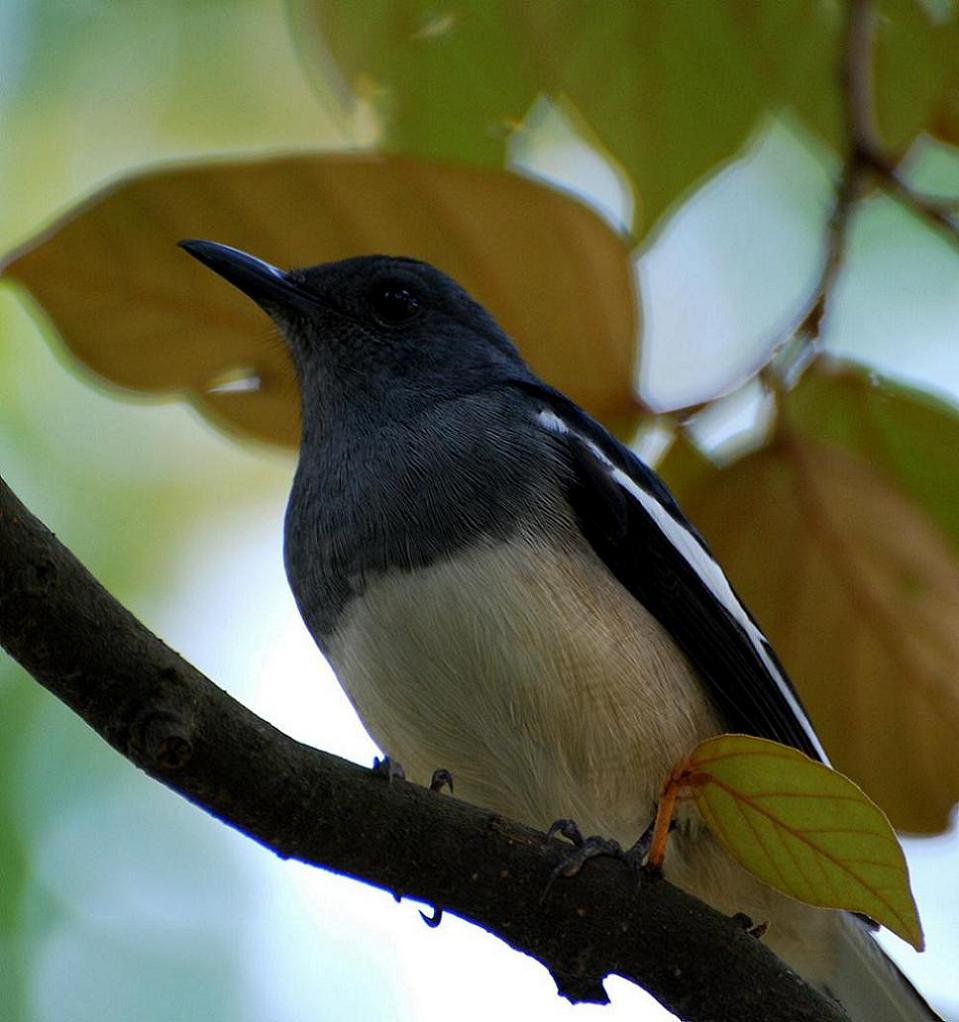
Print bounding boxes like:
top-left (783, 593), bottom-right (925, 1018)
top-left (0, 671), bottom-right (38, 1022)
top-left (930, 67), bottom-right (959, 146)
top-left (873, 0), bottom-right (959, 152)
top-left (295, 0), bottom-right (765, 237)
top-left (740, 0), bottom-right (959, 153)
top-left (524, 2), bottom-right (763, 237)
top-left (687, 734), bottom-right (924, 950)
top-left (291, 0), bottom-right (539, 167)
top-left (295, 1), bottom-right (959, 237)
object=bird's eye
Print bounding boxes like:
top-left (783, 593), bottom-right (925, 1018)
top-left (370, 285), bottom-right (422, 326)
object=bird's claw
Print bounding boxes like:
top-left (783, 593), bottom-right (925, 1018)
top-left (731, 911), bottom-right (769, 939)
top-left (372, 756), bottom-right (406, 783)
top-left (545, 817), bottom-right (585, 846)
top-left (420, 905), bottom-right (443, 928)
top-left (625, 811), bottom-right (666, 863)
top-left (416, 770), bottom-right (451, 928)
top-left (553, 835), bottom-right (625, 878)
top-left (429, 768), bottom-right (454, 794)
top-left (542, 816), bottom-right (647, 901)
top-left (541, 813), bottom-right (665, 901)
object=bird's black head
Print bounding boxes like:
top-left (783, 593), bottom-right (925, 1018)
top-left (179, 240), bottom-right (530, 428)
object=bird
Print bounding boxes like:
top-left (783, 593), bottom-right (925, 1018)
top-left (180, 238), bottom-right (939, 1022)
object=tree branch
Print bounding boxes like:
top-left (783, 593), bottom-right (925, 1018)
top-left (0, 473), bottom-right (847, 1022)
top-left (762, 0), bottom-right (874, 386)
top-left (769, 0), bottom-right (876, 372)
top-left (662, 0), bottom-right (957, 428)
top-left (846, 0), bottom-right (959, 253)
top-left (863, 151), bottom-right (959, 251)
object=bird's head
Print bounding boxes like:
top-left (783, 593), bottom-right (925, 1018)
top-left (179, 240), bottom-right (528, 427)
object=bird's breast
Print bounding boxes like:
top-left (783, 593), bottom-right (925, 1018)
top-left (324, 528), bottom-right (722, 841)
top-left (324, 532), bottom-right (842, 982)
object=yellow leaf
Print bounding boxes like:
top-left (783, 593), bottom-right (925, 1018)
top-left (2, 153), bottom-right (640, 447)
top-left (687, 734), bottom-right (924, 951)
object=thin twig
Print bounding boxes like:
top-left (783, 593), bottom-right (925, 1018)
top-left (790, 0), bottom-right (874, 348)
top-left (864, 151), bottom-right (959, 252)
top-left (846, 0), bottom-right (959, 252)
top-left (845, 0), bottom-right (877, 154)
top-left (664, 0), bottom-right (957, 425)
top-left (794, 158), bottom-right (864, 347)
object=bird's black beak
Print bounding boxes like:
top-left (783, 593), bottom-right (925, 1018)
top-left (179, 239), bottom-right (311, 311)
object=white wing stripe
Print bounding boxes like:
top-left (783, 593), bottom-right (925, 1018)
top-left (536, 408), bottom-right (827, 762)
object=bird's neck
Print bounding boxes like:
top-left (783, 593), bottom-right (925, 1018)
top-left (283, 389), bottom-right (563, 644)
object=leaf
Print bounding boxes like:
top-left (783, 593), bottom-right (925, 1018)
top-left (685, 734), bottom-right (923, 950)
top-left (521, 2), bottom-right (763, 237)
top-left (295, 0), bottom-right (765, 236)
top-left (787, 363), bottom-right (959, 554)
top-left (295, 1), bottom-right (959, 237)
top-left (931, 68), bottom-right (959, 147)
top-left (2, 153), bottom-right (640, 447)
top-left (871, 0), bottom-right (959, 152)
top-left (0, 672), bottom-right (38, 1020)
top-left (292, 1), bottom-right (540, 169)
top-left (659, 361), bottom-right (959, 833)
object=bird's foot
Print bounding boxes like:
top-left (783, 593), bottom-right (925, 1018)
top-left (372, 755), bottom-right (405, 783)
top-left (549, 831), bottom-right (626, 878)
top-left (419, 904), bottom-right (443, 928)
top-left (542, 812), bottom-right (671, 901)
top-left (542, 818), bottom-right (636, 901)
top-left (429, 768), bottom-right (454, 794)
top-left (732, 912), bottom-right (769, 940)
top-left (371, 764), bottom-right (448, 927)
top-left (624, 810), bottom-right (676, 875)
top-left (420, 768), bottom-right (452, 927)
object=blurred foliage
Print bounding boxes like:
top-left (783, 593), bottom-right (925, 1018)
top-left (0, 2), bottom-right (322, 1020)
top-left (2, 0), bottom-right (959, 1019)
top-left (661, 362), bottom-right (959, 832)
top-left (736, 0), bottom-right (957, 152)
top-left (6, 0), bottom-right (958, 832)
top-left (294, 0), bottom-right (959, 235)
top-left (4, 154), bottom-right (639, 446)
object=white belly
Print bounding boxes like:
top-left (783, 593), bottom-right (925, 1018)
top-left (326, 530), bottom-right (719, 839)
top-left (325, 530), bottom-right (841, 983)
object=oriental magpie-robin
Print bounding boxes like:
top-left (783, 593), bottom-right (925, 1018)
top-left (181, 239), bottom-right (938, 1022)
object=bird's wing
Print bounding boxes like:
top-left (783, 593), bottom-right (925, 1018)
top-left (520, 380), bottom-right (826, 762)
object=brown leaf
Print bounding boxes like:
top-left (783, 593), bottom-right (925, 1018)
top-left (661, 395), bottom-right (959, 833)
top-left (787, 362), bottom-right (959, 558)
top-left (3, 153), bottom-right (639, 447)
top-left (931, 70), bottom-right (959, 147)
